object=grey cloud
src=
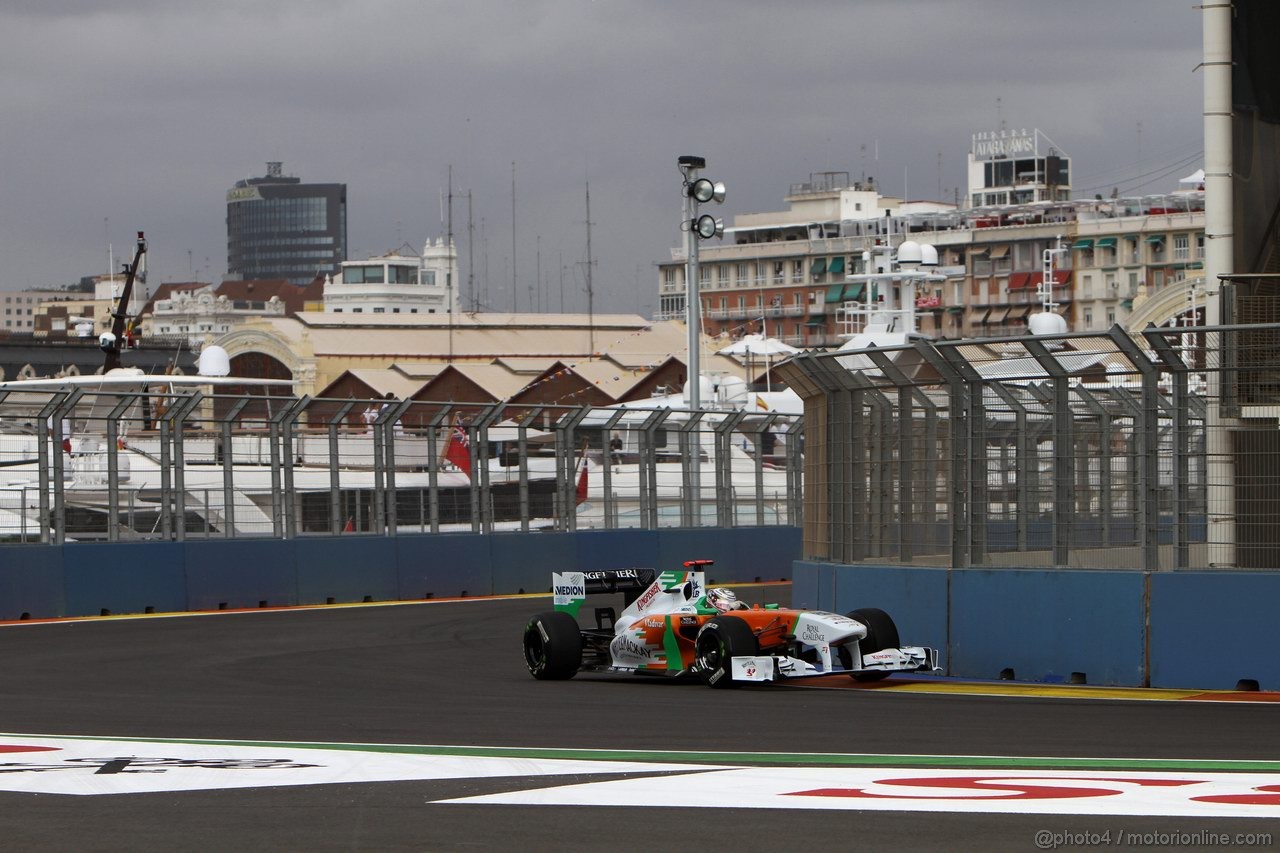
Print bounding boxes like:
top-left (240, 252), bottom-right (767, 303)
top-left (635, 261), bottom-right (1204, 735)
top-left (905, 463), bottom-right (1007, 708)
top-left (0, 0), bottom-right (1204, 312)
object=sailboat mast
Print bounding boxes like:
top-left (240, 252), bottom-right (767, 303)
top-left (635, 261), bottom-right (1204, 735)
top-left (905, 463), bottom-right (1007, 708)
top-left (467, 190), bottom-right (475, 312)
top-left (447, 165), bottom-right (454, 361)
top-left (585, 181), bottom-right (595, 354)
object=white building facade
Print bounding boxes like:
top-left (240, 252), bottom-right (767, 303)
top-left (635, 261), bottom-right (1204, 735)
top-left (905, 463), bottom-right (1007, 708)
top-left (323, 238), bottom-right (460, 315)
top-left (149, 286), bottom-right (287, 347)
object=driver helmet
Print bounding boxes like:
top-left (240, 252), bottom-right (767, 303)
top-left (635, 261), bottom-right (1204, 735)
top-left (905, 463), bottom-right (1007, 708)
top-left (707, 587), bottom-right (742, 613)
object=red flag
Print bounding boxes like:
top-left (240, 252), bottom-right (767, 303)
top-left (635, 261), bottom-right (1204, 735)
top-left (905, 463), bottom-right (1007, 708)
top-left (575, 457), bottom-right (589, 505)
top-left (445, 425), bottom-right (471, 478)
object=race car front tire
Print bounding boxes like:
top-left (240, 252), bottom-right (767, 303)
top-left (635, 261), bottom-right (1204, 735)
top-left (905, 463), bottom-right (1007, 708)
top-left (694, 615), bottom-right (758, 688)
top-left (524, 611), bottom-right (583, 680)
top-left (847, 607), bottom-right (900, 682)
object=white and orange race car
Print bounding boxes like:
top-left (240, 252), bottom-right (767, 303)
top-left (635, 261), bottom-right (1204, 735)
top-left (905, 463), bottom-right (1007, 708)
top-left (522, 560), bottom-right (938, 687)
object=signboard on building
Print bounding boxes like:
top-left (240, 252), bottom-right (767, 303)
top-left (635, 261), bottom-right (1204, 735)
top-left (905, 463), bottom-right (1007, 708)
top-left (226, 186), bottom-right (263, 203)
top-left (971, 129), bottom-right (1034, 161)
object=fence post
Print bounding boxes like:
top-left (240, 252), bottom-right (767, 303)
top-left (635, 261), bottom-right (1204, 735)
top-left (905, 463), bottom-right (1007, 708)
top-left (104, 393), bottom-right (137, 543)
top-left (866, 349), bottom-right (917, 563)
top-left (1108, 328), bottom-right (1163, 571)
top-left (1143, 328), bottom-right (1193, 570)
top-left (986, 383), bottom-right (1031, 553)
top-left (170, 392), bottom-right (205, 542)
top-left (674, 411), bottom-right (705, 529)
top-left (1024, 340), bottom-right (1074, 567)
top-left (44, 392), bottom-right (78, 545)
top-left (915, 341), bottom-right (972, 569)
top-left (323, 401), bottom-right (357, 535)
top-left (637, 409), bottom-right (670, 530)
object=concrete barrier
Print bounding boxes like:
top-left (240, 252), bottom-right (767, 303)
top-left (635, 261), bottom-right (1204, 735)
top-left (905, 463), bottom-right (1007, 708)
top-left (793, 561), bottom-right (1278, 690)
top-left (1149, 571), bottom-right (1280, 690)
top-left (0, 526), bottom-right (802, 621)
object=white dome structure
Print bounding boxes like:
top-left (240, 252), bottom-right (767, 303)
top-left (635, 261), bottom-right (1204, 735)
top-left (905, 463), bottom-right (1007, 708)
top-left (717, 374), bottom-right (748, 405)
top-left (197, 345), bottom-right (232, 377)
top-left (683, 374), bottom-right (716, 405)
top-left (1027, 311), bottom-right (1068, 336)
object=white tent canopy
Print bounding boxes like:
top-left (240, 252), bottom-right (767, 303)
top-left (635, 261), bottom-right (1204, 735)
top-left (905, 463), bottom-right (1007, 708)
top-left (717, 334), bottom-right (801, 357)
top-left (717, 334), bottom-right (801, 392)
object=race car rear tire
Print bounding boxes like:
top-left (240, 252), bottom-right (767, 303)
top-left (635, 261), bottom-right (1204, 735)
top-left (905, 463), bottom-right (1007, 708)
top-left (848, 607), bottom-right (900, 682)
top-left (694, 615), bottom-right (758, 689)
top-left (524, 611), bottom-right (583, 680)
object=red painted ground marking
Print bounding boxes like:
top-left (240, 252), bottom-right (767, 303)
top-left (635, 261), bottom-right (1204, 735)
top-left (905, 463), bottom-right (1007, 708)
top-left (1183, 691), bottom-right (1280, 702)
top-left (787, 776), bottom-right (1199, 801)
top-left (0, 745), bottom-right (60, 753)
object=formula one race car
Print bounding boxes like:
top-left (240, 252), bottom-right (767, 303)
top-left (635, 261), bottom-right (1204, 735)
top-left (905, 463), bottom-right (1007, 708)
top-left (522, 561), bottom-right (938, 687)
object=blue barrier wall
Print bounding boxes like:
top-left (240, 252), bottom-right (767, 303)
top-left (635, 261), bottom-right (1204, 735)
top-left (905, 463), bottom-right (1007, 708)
top-left (793, 561), bottom-right (1278, 690)
top-left (949, 570), bottom-right (1146, 686)
top-left (1149, 572), bottom-right (1280, 690)
top-left (794, 562), bottom-right (949, 659)
top-left (0, 545), bottom-right (65, 620)
top-left (0, 526), bottom-right (803, 621)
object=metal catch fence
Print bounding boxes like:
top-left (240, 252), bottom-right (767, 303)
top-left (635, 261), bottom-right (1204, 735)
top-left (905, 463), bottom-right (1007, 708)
top-left (0, 393), bottom-right (802, 544)
top-left (776, 323), bottom-right (1280, 571)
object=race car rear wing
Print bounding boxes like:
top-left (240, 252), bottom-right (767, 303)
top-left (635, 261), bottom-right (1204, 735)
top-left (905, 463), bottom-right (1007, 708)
top-left (582, 569), bottom-right (656, 595)
top-left (553, 568), bottom-right (658, 617)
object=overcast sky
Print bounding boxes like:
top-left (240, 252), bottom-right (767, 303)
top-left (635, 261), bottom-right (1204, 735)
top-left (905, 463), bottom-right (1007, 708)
top-left (0, 0), bottom-right (1204, 316)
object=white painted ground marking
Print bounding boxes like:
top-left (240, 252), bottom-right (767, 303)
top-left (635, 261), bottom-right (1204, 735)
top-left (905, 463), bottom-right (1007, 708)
top-left (0, 736), bottom-right (723, 797)
top-left (442, 767), bottom-right (1280, 818)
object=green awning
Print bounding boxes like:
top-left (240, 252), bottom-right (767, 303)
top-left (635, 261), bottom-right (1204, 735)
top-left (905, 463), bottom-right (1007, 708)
top-left (804, 318), bottom-right (827, 326)
top-left (1145, 234), bottom-right (1165, 244)
top-left (844, 282), bottom-right (865, 301)
top-left (828, 256), bottom-right (845, 275)
top-left (824, 283), bottom-right (845, 303)
top-left (1071, 238), bottom-right (1093, 250)
top-left (1094, 237), bottom-right (1117, 248)
top-left (947, 306), bottom-right (964, 315)
top-left (1120, 299), bottom-right (1133, 309)
top-left (1124, 234), bottom-right (1139, 241)
top-left (811, 258), bottom-right (828, 276)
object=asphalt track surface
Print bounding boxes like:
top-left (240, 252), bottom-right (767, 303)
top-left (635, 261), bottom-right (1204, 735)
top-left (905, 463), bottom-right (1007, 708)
top-left (0, 589), bottom-right (1276, 852)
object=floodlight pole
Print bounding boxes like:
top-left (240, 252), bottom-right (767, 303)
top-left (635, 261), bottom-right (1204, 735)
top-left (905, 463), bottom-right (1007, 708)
top-left (679, 155), bottom-right (706, 410)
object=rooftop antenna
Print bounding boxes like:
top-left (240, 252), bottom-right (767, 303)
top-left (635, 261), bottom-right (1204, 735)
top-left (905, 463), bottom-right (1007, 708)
top-left (584, 181), bottom-right (596, 354)
top-left (511, 161), bottom-right (518, 312)
top-left (466, 189), bottom-right (475, 312)
top-left (481, 216), bottom-right (489, 311)
top-left (447, 164), bottom-right (455, 361)
top-left (1135, 120), bottom-right (1144, 196)
top-left (1027, 236), bottom-right (1069, 338)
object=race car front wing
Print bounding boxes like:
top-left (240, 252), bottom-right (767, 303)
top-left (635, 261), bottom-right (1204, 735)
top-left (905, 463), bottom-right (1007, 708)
top-left (729, 645), bottom-right (940, 683)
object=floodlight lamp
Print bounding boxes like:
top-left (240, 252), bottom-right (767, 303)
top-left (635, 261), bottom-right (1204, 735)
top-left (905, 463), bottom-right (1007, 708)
top-left (690, 179), bottom-right (715, 202)
top-left (688, 178), bottom-right (727, 204)
top-left (694, 214), bottom-right (723, 239)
